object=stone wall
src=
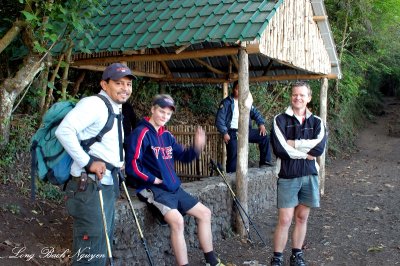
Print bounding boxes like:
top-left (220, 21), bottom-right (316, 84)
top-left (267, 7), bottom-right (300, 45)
top-left (113, 167), bottom-right (277, 265)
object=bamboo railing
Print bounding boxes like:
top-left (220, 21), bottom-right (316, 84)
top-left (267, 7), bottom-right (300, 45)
top-left (167, 125), bottom-right (224, 182)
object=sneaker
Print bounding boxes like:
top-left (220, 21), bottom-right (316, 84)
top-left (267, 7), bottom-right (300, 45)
top-left (270, 256), bottom-right (283, 266)
top-left (290, 252), bottom-right (306, 266)
top-left (205, 258), bottom-right (225, 266)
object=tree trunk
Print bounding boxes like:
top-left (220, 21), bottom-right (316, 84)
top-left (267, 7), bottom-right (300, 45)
top-left (0, 21), bottom-right (25, 54)
top-left (0, 53), bottom-right (44, 147)
top-left (39, 62), bottom-right (50, 113)
top-left (334, 0), bottom-right (350, 107)
top-left (43, 54), bottom-right (64, 117)
top-left (71, 71), bottom-right (86, 97)
top-left (236, 43), bottom-right (252, 238)
top-left (61, 44), bottom-right (73, 99)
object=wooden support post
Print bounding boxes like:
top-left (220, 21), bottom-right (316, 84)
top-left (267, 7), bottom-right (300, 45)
top-left (318, 78), bottom-right (328, 196)
top-left (236, 43), bottom-right (252, 238)
top-left (222, 82), bottom-right (229, 172)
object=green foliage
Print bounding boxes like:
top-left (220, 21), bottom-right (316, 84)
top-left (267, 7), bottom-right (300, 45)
top-left (0, 115), bottom-right (36, 171)
top-left (322, 0), bottom-right (400, 154)
top-left (0, 113), bottom-right (63, 202)
top-left (170, 85), bottom-right (221, 117)
top-left (251, 83), bottom-right (291, 124)
top-left (35, 180), bottom-right (64, 203)
top-left (10, 0), bottom-right (106, 55)
top-left (1, 203), bottom-right (21, 215)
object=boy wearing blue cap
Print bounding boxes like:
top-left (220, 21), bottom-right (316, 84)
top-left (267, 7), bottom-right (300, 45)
top-left (126, 94), bottom-right (225, 266)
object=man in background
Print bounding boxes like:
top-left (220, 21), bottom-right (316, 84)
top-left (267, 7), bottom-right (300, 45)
top-left (216, 81), bottom-right (273, 173)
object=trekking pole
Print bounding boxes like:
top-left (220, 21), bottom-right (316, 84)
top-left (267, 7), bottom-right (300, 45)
top-left (119, 171), bottom-right (154, 266)
top-left (210, 159), bottom-right (267, 246)
top-left (209, 161), bottom-right (253, 243)
top-left (95, 177), bottom-right (115, 266)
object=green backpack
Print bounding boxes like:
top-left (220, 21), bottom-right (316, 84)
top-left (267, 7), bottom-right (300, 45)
top-left (30, 94), bottom-right (116, 199)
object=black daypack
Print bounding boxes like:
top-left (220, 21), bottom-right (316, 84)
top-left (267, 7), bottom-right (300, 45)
top-left (30, 94), bottom-right (116, 200)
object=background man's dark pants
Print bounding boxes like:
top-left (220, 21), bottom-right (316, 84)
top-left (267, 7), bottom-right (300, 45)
top-left (226, 129), bottom-right (271, 173)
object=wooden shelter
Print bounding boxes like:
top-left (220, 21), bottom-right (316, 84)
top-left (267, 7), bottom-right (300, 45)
top-left (65, 0), bottom-right (341, 236)
top-left (70, 0), bottom-right (340, 81)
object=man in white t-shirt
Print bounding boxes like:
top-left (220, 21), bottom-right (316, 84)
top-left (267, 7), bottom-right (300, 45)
top-left (215, 81), bottom-right (273, 173)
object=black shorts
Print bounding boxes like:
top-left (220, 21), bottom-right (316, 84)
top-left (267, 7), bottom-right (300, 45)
top-left (138, 186), bottom-right (198, 216)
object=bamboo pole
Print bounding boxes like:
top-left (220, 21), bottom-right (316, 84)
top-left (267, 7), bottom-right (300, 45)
top-left (318, 78), bottom-right (328, 196)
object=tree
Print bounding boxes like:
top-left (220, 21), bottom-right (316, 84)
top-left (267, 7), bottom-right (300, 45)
top-left (324, 0), bottom-right (400, 152)
top-left (0, 0), bottom-right (104, 148)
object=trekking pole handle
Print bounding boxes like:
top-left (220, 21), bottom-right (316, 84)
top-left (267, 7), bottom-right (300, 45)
top-left (95, 176), bottom-right (103, 191)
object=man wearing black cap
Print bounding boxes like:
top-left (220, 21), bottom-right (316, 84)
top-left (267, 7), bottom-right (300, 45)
top-left (125, 94), bottom-right (225, 266)
top-left (56, 63), bottom-right (134, 265)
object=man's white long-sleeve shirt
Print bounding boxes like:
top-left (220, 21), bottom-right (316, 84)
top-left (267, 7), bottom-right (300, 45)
top-left (55, 91), bottom-right (123, 185)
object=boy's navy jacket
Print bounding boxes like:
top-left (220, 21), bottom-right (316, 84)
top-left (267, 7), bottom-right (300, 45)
top-left (271, 106), bottom-right (327, 179)
top-left (125, 118), bottom-right (199, 192)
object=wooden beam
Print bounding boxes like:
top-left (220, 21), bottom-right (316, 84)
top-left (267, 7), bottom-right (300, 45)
top-left (313, 15), bottom-right (328, 22)
top-left (71, 65), bottom-right (167, 78)
top-left (122, 50), bottom-right (140, 55)
top-left (193, 58), bottom-right (226, 75)
top-left (250, 73), bottom-right (338, 82)
top-left (72, 44), bottom-right (260, 66)
top-left (154, 48), bottom-right (172, 76)
top-left (230, 55), bottom-right (239, 70)
top-left (156, 73), bottom-right (338, 83)
top-left (175, 44), bottom-right (190, 54)
top-left (262, 59), bottom-right (274, 76)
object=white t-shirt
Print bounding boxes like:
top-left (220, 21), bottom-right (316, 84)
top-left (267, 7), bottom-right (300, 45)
top-left (230, 99), bottom-right (239, 129)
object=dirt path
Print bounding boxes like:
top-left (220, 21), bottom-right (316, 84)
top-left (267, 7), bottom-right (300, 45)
top-left (208, 97), bottom-right (400, 266)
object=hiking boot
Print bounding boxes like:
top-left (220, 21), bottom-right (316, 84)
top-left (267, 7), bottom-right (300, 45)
top-left (205, 258), bottom-right (225, 266)
top-left (290, 252), bottom-right (306, 266)
top-left (270, 256), bottom-right (283, 266)
top-left (259, 161), bottom-right (275, 168)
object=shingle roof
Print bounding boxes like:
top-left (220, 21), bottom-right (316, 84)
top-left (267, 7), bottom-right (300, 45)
top-left (74, 0), bottom-right (282, 53)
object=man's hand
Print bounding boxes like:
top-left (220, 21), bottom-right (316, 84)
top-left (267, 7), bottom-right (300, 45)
top-left (88, 161), bottom-right (107, 180)
top-left (287, 139), bottom-right (295, 147)
top-left (154, 177), bottom-right (163, 184)
top-left (223, 133), bottom-right (230, 144)
top-left (194, 126), bottom-right (206, 152)
top-left (307, 154), bottom-right (316, 160)
top-left (259, 124), bottom-right (267, 136)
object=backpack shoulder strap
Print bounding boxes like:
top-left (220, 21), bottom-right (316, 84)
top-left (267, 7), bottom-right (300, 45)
top-left (95, 94), bottom-right (116, 140)
top-left (81, 94), bottom-right (116, 150)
